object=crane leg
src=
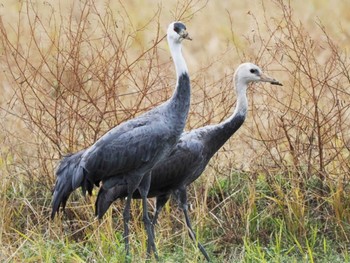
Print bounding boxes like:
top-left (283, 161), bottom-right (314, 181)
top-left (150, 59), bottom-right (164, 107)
top-left (152, 194), bottom-right (170, 237)
top-left (142, 195), bottom-right (159, 260)
top-left (123, 193), bottom-right (132, 257)
top-left (139, 174), bottom-right (159, 260)
top-left (175, 189), bottom-right (211, 262)
top-left (153, 195), bottom-right (170, 225)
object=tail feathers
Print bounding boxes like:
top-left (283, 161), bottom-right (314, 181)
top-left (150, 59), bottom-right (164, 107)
top-left (51, 150), bottom-right (86, 219)
top-left (95, 185), bottom-right (128, 219)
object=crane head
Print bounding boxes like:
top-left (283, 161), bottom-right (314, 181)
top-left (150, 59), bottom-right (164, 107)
top-left (235, 62), bottom-right (283, 86)
top-left (167, 21), bottom-right (192, 43)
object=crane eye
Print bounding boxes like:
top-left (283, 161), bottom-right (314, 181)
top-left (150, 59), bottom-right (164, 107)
top-left (250, 68), bottom-right (258, 74)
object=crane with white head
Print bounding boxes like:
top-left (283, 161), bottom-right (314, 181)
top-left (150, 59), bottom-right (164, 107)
top-left (51, 21), bottom-right (192, 260)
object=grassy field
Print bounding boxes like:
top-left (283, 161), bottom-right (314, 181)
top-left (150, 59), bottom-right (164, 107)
top-left (1, 0), bottom-right (350, 262)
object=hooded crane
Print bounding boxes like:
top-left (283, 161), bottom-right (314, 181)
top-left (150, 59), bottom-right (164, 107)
top-left (51, 21), bottom-right (192, 259)
top-left (94, 63), bottom-right (282, 261)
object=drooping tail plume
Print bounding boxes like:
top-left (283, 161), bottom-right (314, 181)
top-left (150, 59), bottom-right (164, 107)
top-left (51, 150), bottom-right (92, 219)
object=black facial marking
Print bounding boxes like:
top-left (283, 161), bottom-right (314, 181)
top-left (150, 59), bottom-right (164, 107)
top-left (173, 22), bottom-right (186, 34)
top-left (250, 68), bottom-right (258, 74)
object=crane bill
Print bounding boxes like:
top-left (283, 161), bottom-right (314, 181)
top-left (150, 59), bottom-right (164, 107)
top-left (271, 80), bottom-right (283, 86)
top-left (260, 73), bottom-right (283, 86)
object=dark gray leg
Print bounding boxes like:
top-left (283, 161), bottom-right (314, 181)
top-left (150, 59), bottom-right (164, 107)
top-left (122, 177), bottom-right (143, 259)
top-left (151, 194), bottom-right (170, 238)
top-left (123, 192), bottom-right (132, 257)
top-left (138, 174), bottom-right (159, 260)
top-left (175, 188), bottom-right (211, 262)
top-left (153, 194), bottom-right (170, 226)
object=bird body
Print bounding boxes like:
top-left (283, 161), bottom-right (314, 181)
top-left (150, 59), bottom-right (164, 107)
top-left (51, 21), bottom-right (192, 259)
top-left (95, 63), bottom-right (282, 261)
top-left (71, 74), bottom-right (190, 191)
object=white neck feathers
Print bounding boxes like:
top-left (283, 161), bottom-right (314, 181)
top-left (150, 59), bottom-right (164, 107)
top-left (232, 79), bottom-right (248, 118)
top-left (168, 38), bottom-right (188, 78)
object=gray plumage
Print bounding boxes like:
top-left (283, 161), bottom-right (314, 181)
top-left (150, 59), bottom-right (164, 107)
top-left (51, 21), bottom-right (192, 259)
top-left (94, 63), bottom-right (282, 261)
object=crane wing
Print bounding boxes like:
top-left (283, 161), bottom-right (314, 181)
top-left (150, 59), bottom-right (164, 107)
top-left (76, 117), bottom-right (172, 188)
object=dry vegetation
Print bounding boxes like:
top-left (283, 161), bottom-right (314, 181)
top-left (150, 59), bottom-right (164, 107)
top-left (0, 0), bottom-right (350, 262)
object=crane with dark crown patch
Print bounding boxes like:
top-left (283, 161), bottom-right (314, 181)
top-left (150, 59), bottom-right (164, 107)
top-left (51, 21), bottom-right (192, 259)
top-left (94, 62), bottom-right (282, 261)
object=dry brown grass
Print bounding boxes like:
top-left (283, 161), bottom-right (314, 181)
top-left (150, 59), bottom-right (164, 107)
top-left (1, 0), bottom-right (350, 262)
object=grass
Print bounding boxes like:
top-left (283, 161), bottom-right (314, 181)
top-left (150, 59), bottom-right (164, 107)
top-left (2, 167), bottom-right (350, 262)
top-left (1, 0), bottom-right (350, 262)
top-left (30, 173), bottom-right (350, 262)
